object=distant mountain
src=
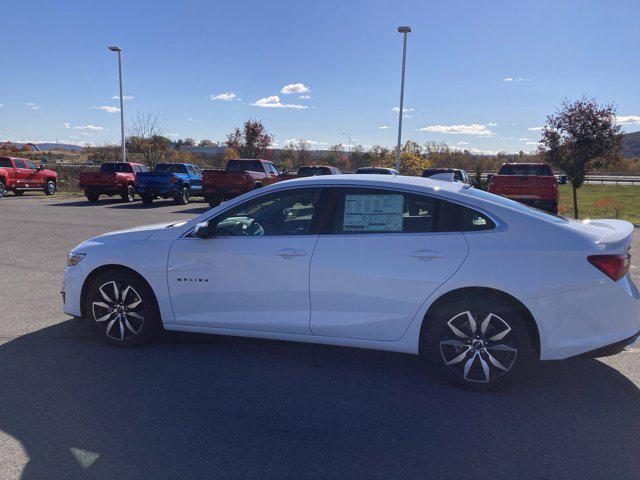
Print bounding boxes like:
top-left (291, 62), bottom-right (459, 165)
top-left (1, 142), bottom-right (84, 152)
top-left (621, 131), bottom-right (640, 158)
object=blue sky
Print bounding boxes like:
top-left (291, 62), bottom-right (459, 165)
top-left (2, 0), bottom-right (639, 154)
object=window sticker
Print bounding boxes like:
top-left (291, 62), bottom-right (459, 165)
top-left (343, 194), bottom-right (404, 232)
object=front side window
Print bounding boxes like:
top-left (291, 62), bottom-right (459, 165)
top-left (13, 159), bottom-right (26, 169)
top-left (25, 160), bottom-right (38, 170)
top-left (209, 188), bottom-right (323, 237)
top-left (328, 188), bottom-right (443, 234)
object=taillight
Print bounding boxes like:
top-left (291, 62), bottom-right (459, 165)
top-left (588, 254), bottom-right (630, 281)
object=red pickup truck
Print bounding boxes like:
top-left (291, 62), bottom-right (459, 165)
top-left (202, 159), bottom-right (279, 206)
top-left (78, 162), bottom-right (148, 203)
top-left (0, 157), bottom-right (58, 198)
top-left (488, 163), bottom-right (559, 214)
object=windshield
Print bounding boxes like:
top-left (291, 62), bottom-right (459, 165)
top-left (298, 166), bottom-right (330, 176)
top-left (462, 188), bottom-right (568, 223)
top-left (100, 163), bottom-right (132, 173)
top-left (155, 163), bottom-right (188, 174)
top-left (226, 160), bottom-right (264, 173)
top-left (498, 164), bottom-right (553, 176)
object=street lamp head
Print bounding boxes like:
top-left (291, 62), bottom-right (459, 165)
top-left (397, 26), bottom-right (411, 33)
top-left (108, 46), bottom-right (122, 52)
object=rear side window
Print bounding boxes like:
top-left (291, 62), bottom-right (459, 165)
top-left (498, 164), bottom-right (553, 176)
top-left (327, 188), bottom-right (444, 234)
top-left (155, 164), bottom-right (188, 174)
top-left (226, 160), bottom-right (264, 173)
top-left (13, 159), bottom-right (26, 168)
top-left (442, 202), bottom-right (495, 231)
top-left (100, 163), bottom-right (133, 173)
top-left (298, 166), bottom-right (330, 176)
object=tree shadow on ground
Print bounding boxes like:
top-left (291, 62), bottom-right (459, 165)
top-left (1, 320), bottom-right (639, 479)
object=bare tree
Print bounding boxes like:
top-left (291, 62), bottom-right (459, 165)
top-left (127, 112), bottom-right (166, 168)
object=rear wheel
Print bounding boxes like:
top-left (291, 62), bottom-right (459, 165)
top-left (142, 194), bottom-right (154, 205)
top-left (0, 181), bottom-right (5, 198)
top-left (86, 192), bottom-right (100, 203)
top-left (44, 180), bottom-right (56, 196)
top-left (174, 186), bottom-right (190, 205)
top-left (14, 190), bottom-right (24, 196)
top-left (207, 195), bottom-right (222, 207)
top-left (84, 269), bottom-right (162, 346)
top-left (423, 293), bottom-right (534, 390)
top-left (121, 185), bottom-right (135, 203)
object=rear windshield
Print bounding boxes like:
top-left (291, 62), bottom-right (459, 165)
top-left (155, 163), bottom-right (188, 174)
top-left (498, 164), bottom-right (553, 176)
top-left (226, 160), bottom-right (264, 173)
top-left (422, 169), bottom-right (463, 181)
top-left (298, 166), bottom-right (330, 176)
top-left (355, 168), bottom-right (394, 175)
top-left (100, 163), bottom-right (133, 173)
top-left (462, 188), bottom-right (567, 223)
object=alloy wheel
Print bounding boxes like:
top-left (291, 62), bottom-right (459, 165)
top-left (439, 311), bottom-right (518, 383)
top-left (91, 280), bottom-right (145, 341)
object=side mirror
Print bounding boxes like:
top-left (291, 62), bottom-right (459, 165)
top-left (193, 222), bottom-right (213, 239)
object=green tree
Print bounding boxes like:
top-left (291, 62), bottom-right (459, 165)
top-left (541, 97), bottom-right (622, 218)
top-left (226, 120), bottom-right (274, 159)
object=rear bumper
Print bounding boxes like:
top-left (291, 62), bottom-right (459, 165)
top-left (80, 185), bottom-right (123, 194)
top-left (527, 275), bottom-right (640, 360)
top-left (576, 329), bottom-right (640, 358)
top-left (136, 185), bottom-right (178, 197)
top-left (203, 186), bottom-right (247, 198)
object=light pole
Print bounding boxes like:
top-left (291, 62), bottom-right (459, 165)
top-left (109, 46), bottom-right (126, 163)
top-left (342, 132), bottom-right (352, 165)
top-left (395, 26), bottom-right (411, 171)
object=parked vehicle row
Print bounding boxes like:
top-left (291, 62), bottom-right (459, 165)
top-left (2, 156), bottom-right (562, 215)
top-left (0, 157), bottom-right (58, 198)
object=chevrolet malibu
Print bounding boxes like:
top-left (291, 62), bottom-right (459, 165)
top-left (62, 175), bottom-right (639, 389)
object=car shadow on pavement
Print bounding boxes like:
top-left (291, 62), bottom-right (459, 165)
top-left (107, 201), bottom-right (208, 212)
top-left (2, 320), bottom-right (640, 479)
top-left (47, 199), bottom-right (127, 207)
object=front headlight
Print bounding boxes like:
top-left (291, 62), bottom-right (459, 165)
top-left (67, 252), bottom-right (86, 266)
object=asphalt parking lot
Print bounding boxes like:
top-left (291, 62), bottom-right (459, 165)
top-left (1, 194), bottom-right (640, 479)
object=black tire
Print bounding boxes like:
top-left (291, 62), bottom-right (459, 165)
top-left (0, 181), bottom-right (5, 198)
top-left (174, 186), bottom-right (190, 205)
top-left (86, 192), bottom-right (100, 203)
top-left (84, 269), bottom-right (162, 346)
top-left (14, 190), bottom-right (24, 196)
top-left (422, 292), bottom-right (534, 390)
top-left (44, 180), bottom-right (56, 196)
top-left (254, 182), bottom-right (263, 189)
top-left (207, 195), bottom-right (222, 207)
top-left (142, 194), bottom-right (154, 205)
top-left (121, 185), bottom-right (135, 203)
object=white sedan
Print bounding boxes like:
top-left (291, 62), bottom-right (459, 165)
top-left (62, 175), bottom-right (639, 389)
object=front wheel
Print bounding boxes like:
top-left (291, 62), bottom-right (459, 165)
top-left (121, 185), bottom-right (135, 203)
top-left (142, 194), bottom-right (154, 205)
top-left (174, 186), bottom-right (190, 205)
top-left (44, 180), bottom-right (56, 196)
top-left (206, 195), bottom-right (222, 207)
top-left (14, 190), bottom-right (24, 196)
top-left (86, 192), bottom-right (99, 203)
top-left (423, 294), bottom-right (534, 390)
top-left (84, 270), bottom-right (162, 346)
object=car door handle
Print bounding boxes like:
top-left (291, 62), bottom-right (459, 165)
top-left (411, 250), bottom-right (446, 260)
top-left (275, 248), bottom-right (307, 258)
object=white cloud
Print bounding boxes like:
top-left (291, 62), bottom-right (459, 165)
top-left (487, 122), bottom-right (498, 127)
top-left (503, 77), bottom-right (530, 83)
top-left (75, 125), bottom-right (104, 131)
top-left (63, 122), bottom-right (71, 129)
top-left (280, 83), bottom-right (309, 95)
top-left (392, 106), bottom-right (415, 113)
top-left (299, 94), bottom-right (312, 99)
top-left (251, 95), bottom-right (308, 109)
top-left (110, 95), bottom-right (134, 100)
top-left (210, 92), bottom-right (237, 101)
top-left (526, 141), bottom-right (541, 146)
top-left (419, 123), bottom-right (495, 136)
top-left (617, 115), bottom-right (640, 125)
top-left (457, 141), bottom-right (469, 145)
top-left (167, 133), bottom-right (180, 138)
top-left (379, 125), bottom-right (389, 129)
top-left (503, 77), bottom-right (514, 82)
top-left (528, 126), bottom-right (544, 131)
top-left (93, 105), bottom-right (120, 113)
top-left (27, 102), bottom-right (39, 110)
top-left (284, 138), bottom-right (326, 146)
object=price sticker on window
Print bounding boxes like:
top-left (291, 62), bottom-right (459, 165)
top-left (343, 194), bottom-right (404, 232)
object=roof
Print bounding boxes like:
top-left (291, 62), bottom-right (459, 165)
top-left (275, 173), bottom-right (466, 194)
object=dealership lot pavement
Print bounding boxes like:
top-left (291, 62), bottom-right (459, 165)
top-left (1, 195), bottom-right (640, 479)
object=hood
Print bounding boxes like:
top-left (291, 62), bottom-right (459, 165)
top-left (94, 221), bottom-right (182, 242)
